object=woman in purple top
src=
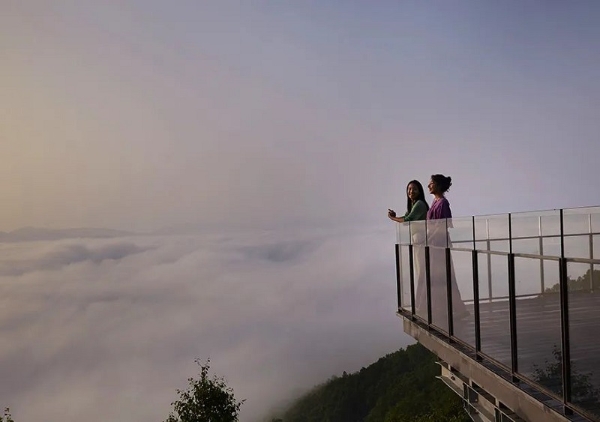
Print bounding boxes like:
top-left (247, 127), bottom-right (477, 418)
top-left (427, 175), bottom-right (453, 220)
top-left (417, 174), bottom-right (468, 326)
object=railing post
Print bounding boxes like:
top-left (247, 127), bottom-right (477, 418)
top-left (425, 247), bottom-right (432, 325)
top-left (446, 247), bottom-right (454, 336)
top-left (425, 221), bottom-right (432, 325)
top-left (395, 242), bottom-right (402, 312)
top-left (508, 213), bottom-right (519, 379)
top-left (408, 244), bottom-right (416, 316)
top-left (486, 218), bottom-right (493, 302)
top-left (472, 216), bottom-right (482, 358)
top-left (589, 213), bottom-right (594, 292)
top-left (539, 215), bottom-right (545, 293)
top-left (408, 221), bottom-right (416, 316)
top-left (445, 218), bottom-right (454, 336)
top-left (559, 209), bottom-right (573, 412)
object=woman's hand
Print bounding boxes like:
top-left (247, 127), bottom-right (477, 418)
top-left (388, 209), bottom-right (404, 222)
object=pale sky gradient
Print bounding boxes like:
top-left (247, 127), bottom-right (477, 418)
top-left (2, 1), bottom-right (600, 233)
top-left (2, 2), bottom-right (600, 421)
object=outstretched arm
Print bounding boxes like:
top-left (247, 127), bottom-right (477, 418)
top-left (388, 212), bottom-right (405, 223)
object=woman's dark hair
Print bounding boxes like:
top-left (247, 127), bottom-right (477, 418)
top-left (431, 174), bottom-right (452, 194)
top-left (406, 180), bottom-right (429, 214)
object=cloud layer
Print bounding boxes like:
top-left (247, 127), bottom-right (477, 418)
top-left (0, 227), bottom-right (410, 421)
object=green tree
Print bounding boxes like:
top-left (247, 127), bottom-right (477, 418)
top-left (164, 359), bottom-right (244, 422)
top-left (1, 408), bottom-right (14, 422)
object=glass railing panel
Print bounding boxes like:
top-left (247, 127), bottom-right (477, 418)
top-left (410, 220), bottom-right (427, 246)
top-left (476, 250), bottom-right (492, 301)
top-left (542, 236), bottom-right (561, 258)
top-left (563, 234), bottom-right (590, 261)
top-left (474, 214), bottom-right (509, 246)
top-left (563, 207), bottom-right (596, 235)
top-left (429, 242), bottom-right (449, 333)
top-left (427, 219), bottom-right (449, 248)
top-left (567, 261), bottom-right (594, 293)
top-left (511, 210), bottom-right (559, 256)
top-left (515, 257), bottom-right (563, 398)
top-left (566, 260), bottom-right (600, 419)
top-left (414, 244), bottom-right (427, 320)
top-left (410, 221), bottom-right (428, 320)
top-left (511, 212), bottom-right (541, 239)
top-left (592, 236), bottom-right (600, 290)
top-left (541, 212), bottom-right (561, 237)
top-left (512, 238), bottom-right (540, 255)
top-left (489, 239), bottom-right (510, 253)
top-left (399, 244), bottom-right (412, 310)
top-left (448, 217), bottom-right (474, 249)
top-left (591, 206), bottom-right (600, 235)
top-left (475, 240), bottom-right (488, 251)
top-left (397, 221), bottom-right (411, 246)
top-left (452, 250), bottom-right (475, 347)
top-left (514, 255), bottom-right (543, 297)
top-left (479, 252), bottom-right (511, 368)
top-left (542, 260), bottom-right (561, 294)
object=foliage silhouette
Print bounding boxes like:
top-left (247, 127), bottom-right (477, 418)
top-left (545, 269), bottom-right (600, 293)
top-left (532, 345), bottom-right (600, 416)
top-left (273, 344), bottom-right (469, 422)
top-left (1, 408), bottom-right (14, 422)
top-left (164, 359), bottom-right (244, 422)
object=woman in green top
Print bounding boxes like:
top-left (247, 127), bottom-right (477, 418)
top-left (388, 180), bottom-right (429, 317)
top-left (387, 180), bottom-right (429, 223)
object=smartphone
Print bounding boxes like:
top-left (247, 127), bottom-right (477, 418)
top-left (388, 209), bottom-right (396, 217)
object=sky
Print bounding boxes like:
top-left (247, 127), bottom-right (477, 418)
top-left (2, 1), bottom-right (600, 421)
top-left (2, 1), bottom-right (600, 233)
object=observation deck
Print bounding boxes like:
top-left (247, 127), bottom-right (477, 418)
top-left (394, 207), bottom-right (600, 422)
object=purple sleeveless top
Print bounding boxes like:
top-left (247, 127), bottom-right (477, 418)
top-left (427, 197), bottom-right (452, 220)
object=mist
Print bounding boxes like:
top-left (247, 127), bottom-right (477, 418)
top-left (0, 227), bottom-right (410, 421)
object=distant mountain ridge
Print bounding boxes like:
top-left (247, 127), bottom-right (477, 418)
top-left (0, 227), bottom-right (133, 242)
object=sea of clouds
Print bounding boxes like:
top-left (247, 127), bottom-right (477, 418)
top-left (0, 226), bottom-right (413, 421)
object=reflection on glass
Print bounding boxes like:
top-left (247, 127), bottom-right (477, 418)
top-left (512, 238), bottom-right (540, 255)
top-left (516, 258), bottom-right (563, 397)
top-left (566, 260), bottom-right (600, 418)
top-left (567, 262), bottom-right (594, 293)
top-left (514, 256), bottom-right (542, 297)
top-left (452, 250), bottom-right (475, 347)
top-left (563, 235), bottom-right (590, 260)
top-left (479, 253), bottom-right (511, 369)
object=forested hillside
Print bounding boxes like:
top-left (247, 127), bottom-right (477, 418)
top-left (272, 343), bottom-right (469, 422)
